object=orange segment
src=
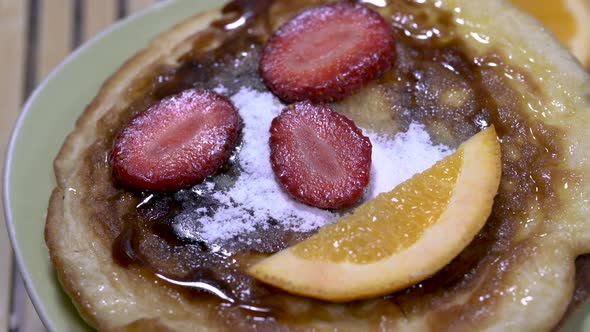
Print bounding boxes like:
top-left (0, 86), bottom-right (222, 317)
top-left (511, 0), bottom-right (576, 45)
top-left (293, 150), bottom-right (462, 263)
top-left (248, 126), bottom-right (502, 302)
top-left (510, 0), bottom-right (590, 67)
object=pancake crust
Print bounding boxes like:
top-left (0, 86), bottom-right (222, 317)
top-left (46, 0), bottom-right (590, 331)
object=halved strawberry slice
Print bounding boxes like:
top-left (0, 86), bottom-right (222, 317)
top-left (270, 102), bottom-right (372, 209)
top-left (111, 89), bottom-right (240, 192)
top-left (259, 2), bottom-right (395, 103)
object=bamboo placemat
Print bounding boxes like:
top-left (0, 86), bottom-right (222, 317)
top-left (1, 1), bottom-right (159, 331)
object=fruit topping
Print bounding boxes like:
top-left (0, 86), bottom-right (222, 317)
top-left (269, 101), bottom-right (372, 209)
top-left (111, 89), bottom-right (240, 192)
top-left (259, 2), bottom-right (396, 103)
top-left (250, 126), bottom-right (502, 302)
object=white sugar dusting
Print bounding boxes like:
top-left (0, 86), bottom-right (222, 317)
top-left (194, 88), bottom-right (452, 243)
top-left (367, 124), bottom-right (453, 198)
top-left (213, 84), bottom-right (228, 95)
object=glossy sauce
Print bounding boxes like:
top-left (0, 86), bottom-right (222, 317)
top-left (77, 0), bottom-right (586, 330)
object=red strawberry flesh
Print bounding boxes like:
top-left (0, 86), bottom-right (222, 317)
top-left (259, 2), bottom-right (396, 103)
top-left (111, 89), bottom-right (240, 192)
top-left (269, 102), bottom-right (372, 209)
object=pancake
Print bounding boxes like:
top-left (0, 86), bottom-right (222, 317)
top-left (45, 0), bottom-right (590, 331)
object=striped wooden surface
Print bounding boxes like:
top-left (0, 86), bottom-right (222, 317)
top-left (0, 1), bottom-right (159, 331)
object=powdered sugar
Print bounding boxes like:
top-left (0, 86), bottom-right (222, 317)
top-left (213, 84), bottom-right (228, 95)
top-left (367, 124), bottom-right (452, 198)
top-left (182, 88), bottom-right (452, 243)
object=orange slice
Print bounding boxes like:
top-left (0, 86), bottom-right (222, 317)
top-left (510, 0), bottom-right (590, 67)
top-left (248, 126), bottom-right (501, 302)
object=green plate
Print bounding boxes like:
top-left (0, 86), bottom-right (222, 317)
top-left (3, 0), bottom-right (590, 331)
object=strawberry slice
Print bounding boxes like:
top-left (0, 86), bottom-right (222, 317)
top-left (270, 102), bottom-right (372, 209)
top-left (259, 2), bottom-right (395, 103)
top-left (111, 89), bottom-right (240, 192)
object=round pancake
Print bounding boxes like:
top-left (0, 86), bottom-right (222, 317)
top-left (45, 0), bottom-right (590, 331)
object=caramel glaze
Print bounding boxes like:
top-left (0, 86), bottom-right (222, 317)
top-left (75, 0), bottom-right (587, 330)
